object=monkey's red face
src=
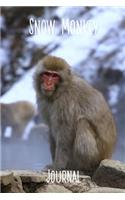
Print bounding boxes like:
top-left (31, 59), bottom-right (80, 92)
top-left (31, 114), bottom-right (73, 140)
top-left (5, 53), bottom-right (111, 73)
top-left (40, 71), bottom-right (61, 92)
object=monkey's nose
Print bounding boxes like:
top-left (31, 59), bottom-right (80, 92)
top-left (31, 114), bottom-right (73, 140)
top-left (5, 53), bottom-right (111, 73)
top-left (48, 77), bottom-right (53, 83)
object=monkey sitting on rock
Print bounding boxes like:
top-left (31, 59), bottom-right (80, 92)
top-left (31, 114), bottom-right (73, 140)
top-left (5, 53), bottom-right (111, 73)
top-left (34, 56), bottom-right (116, 172)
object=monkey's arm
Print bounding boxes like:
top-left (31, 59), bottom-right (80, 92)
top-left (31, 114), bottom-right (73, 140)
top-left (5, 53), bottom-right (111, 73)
top-left (74, 118), bottom-right (100, 169)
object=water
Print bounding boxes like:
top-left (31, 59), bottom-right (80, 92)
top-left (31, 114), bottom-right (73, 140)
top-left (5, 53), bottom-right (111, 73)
top-left (1, 129), bottom-right (52, 170)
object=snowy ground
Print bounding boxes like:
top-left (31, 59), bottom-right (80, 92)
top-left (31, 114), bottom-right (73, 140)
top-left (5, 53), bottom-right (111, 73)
top-left (1, 7), bottom-right (125, 170)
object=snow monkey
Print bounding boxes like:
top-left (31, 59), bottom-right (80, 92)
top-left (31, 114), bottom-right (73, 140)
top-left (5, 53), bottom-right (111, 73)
top-left (34, 56), bottom-right (116, 172)
top-left (1, 101), bottom-right (35, 139)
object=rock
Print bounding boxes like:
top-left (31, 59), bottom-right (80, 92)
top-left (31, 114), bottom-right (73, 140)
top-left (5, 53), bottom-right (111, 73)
top-left (36, 184), bottom-right (71, 193)
top-left (0, 171), bottom-right (24, 193)
top-left (1, 160), bottom-right (125, 193)
top-left (13, 170), bottom-right (47, 183)
top-left (11, 175), bottom-right (25, 193)
top-left (61, 175), bottom-right (95, 193)
top-left (93, 159), bottom-right (125, 189)
top-left (13, 170), bottom-right (48, 192)
top-left (0, 171), bottom-right (13, 185)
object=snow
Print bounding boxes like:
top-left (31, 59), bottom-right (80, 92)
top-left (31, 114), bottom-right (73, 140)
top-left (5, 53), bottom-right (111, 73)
top-left (108, 85), bottom-right (120, 106)
top-left (27, 7), bottom-right (125, 81)
top-left (0, 48), bottom-right (9, 65)
top-left (27, 32), bottom-right (57, 46)
top-left (4, 126), bottom-right (12, 138)
top-left (55, 7), bottom-right (85, 19)
top-left (94, 8), bottom-right (124, 39)
top-left (22, 120), bottom-right (35, 140)
top-left (1, 7), bottom-right (124, 76)
top-left (0, 68), bottom-right (36, 105)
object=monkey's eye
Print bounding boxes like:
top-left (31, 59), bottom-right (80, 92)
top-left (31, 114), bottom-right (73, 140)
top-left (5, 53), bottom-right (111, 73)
top-left (52, 73), bottom-right (59, 78)
top-left (40, 72), bottom-right (60, 80)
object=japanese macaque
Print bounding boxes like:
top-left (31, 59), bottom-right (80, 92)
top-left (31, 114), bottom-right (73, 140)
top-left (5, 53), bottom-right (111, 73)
top-left (34, 56), bottom-right (116, 172)
top-left (1, 101), bottom-right (35, 139)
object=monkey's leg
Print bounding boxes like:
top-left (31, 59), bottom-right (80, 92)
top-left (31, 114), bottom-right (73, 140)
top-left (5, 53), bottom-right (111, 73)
top-left (49, 134), bottom-right (56, 161)
top-left (53, 134), bottom-right (72, 170)
top-left (43, 135), bottom-right (56, 171)
top-left (12, 122), bottom-right (28, 139)
top-left (73, 119), bottom-right (100, 171)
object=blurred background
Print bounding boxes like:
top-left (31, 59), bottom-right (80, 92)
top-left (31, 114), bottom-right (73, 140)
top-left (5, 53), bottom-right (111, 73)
top-left (0, 7), bottom-right (125, 170)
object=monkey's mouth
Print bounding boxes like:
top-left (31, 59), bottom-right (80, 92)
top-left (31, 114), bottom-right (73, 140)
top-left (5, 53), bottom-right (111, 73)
top-left (44, 87), bottom-right (54, 91)
top-left (43, 84), bottom-right (55, 92)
